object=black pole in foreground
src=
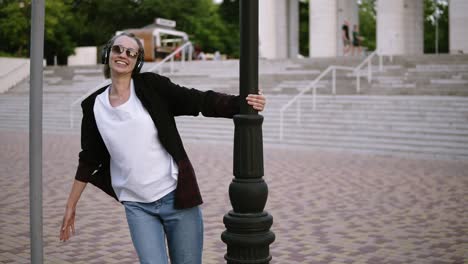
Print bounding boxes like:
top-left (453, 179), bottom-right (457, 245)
top-left (30, 0), bottom-right (45, 263)
top-left (222, 1), bottom-right (275, 263)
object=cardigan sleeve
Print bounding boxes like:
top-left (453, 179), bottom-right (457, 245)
top-left (154, 74), bottom-right (241, 118)
top-left (74, 99), bottom-right (107, 183)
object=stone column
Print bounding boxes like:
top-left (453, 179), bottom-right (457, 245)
top-left (403, 0), bottom-right (424, 54)
top-left (288, 0), bottom-right (299, 58)
top-left (449, 0), bottom-right (468, 54)
top-left (377, 0), bottom-right (423, 55)
top-left (309, 0), bottom-right (338, 57)
top-left (337, 0), bottom-right (358, 56)
top-left (259, 0), bottom-right (288, 59)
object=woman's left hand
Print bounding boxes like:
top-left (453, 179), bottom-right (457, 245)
top-left (246, 89), bottom-right (266, 112)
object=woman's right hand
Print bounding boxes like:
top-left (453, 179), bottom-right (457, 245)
top-left (60, 179), bottom-right (87, 242)
top-left (60, 206), bottom-right (76, 242)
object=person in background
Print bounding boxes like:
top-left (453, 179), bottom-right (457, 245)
top-left (214, 50), bottom-right (221, 61)
top-left (197, 51), bottom-right (206, 60)
top-left (59, 32), bottom-right (266, 264)
top-left (352, 24), bottom-right (363, 56)
top-left (341, 20), bottom-right (351, 56)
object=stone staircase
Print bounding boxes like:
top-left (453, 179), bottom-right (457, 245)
top-left (0, 57), bottom-right (30, 94)
top-left (1, 56), bottom-right (468, 159)
top-left (268, 54), bottom-right (468, 96)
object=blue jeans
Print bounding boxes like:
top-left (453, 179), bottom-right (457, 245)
top-left (123, 191), bottom-right (203, 264)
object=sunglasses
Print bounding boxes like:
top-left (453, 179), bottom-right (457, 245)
top-left (111, 45), bottom-right (139, 59)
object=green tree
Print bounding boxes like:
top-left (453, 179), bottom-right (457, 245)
top-left (0, 1), bottom-right (30, 57)
top-left (70, 0), bottom-right (143, 47)
top-left (44, 0), bottom-right (77, 65)
top-left (218, 0), bottom-right (240, 57)
top-left (72, 0), bottom-right (229, 54)
top-left (0, 0), bottom-right (77, 64)
top-left (358, 0), bottom-right (376, 51)
top-left (299, 0), bottom-right (309, 56)
top-left (357, 0), bottom-right (449, 54)
top-left (0, 0), bottom-right (232, 60)
top-left (424, 0), bottom-right (449, 53)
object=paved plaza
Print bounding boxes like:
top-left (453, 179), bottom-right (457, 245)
top-left (0, 131), bottom-right (467, 264)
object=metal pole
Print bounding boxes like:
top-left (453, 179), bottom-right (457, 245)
top-left (279, 112), bottom-right (283, 141)
top-left (222, 0), bottom-right (275, 263)
top-left (356, 72), bottom-right (360, 93)
top-left (313, 86), bottom-right (316, 111)
top-left (69, 106), bottom-right (74, 129)
top-left (379, 53), bottom-right (383, 72)
top-left (332, 68), bottom-right (336, 95)
top-left (30, 0), bottom-right (45, 263)
top-left (297, 98), bottom-right (301, 125)
top-left (182, 47), bottom-right (186, 67)
top-left (368, 60), bottom-right (372, 83)
top-left (188, 44), bottom-right (193, 62)
top-left (435, 15), bottom-right (439, 54)
top-left (170, 56), bottom-right (174, 73)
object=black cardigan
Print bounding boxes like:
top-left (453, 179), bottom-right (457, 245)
top-left (75, 72), bottom-right (240, 209)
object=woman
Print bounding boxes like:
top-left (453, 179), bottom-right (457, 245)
top-left (341, 20), bottom-right (350, 56)
top-left (351, 24), bottom-right (362, 56)
top-left (59, 32), bottom-right (266, 264)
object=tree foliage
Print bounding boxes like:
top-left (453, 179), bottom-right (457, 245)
top-left (72, 0), bottom-right (230, 54)
top-left (424, 0), bottom-right (449, 53)
top-left (299, 0), bottom-right (309, 57)
top-left (0, 0), bottom-right (236, 62)
top-left (358, 0), bottom-right (449, 53)
top-left (358, 0), bottom-right (377, 51)
top-left (44, 0), bottom-right (77, 64)
top-left (0, 0), bottom-right (77, 64)
top-left (218, 0), bottom-right (240, 58)
top-left (0, 1), bottom-right (31, 57)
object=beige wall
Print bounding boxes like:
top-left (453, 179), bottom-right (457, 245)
top-left (68, 47), bottom-right (97, 66)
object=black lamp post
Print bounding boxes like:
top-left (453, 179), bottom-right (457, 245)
top-left (221, 1), bottom-right (275, 263)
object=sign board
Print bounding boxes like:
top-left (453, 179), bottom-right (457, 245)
top-left (155, 18), bottom-right (176, 28)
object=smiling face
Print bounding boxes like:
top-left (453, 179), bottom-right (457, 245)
top-left (109, 35), bottom-right (140, 77)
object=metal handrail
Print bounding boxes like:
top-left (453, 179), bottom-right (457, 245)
top-left (147, 41), bottom-right (193, 73)
top-left (279, 65), bottom-right (354, 140)
top-left (279, 50), bottom-right (385, 141)
top-left (353, 51), bottom-right (381, 93)
top-left (69, 41), bottom-right (193, 128)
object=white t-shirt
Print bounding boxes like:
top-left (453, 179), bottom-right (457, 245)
top-left (93, 81), bottom-right (178, 202)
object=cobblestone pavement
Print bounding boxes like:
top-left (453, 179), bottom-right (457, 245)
top-left (1, 131), bottom-right (467, 264)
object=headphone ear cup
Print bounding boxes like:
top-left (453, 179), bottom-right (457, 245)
top-left (133, 53), bottom-right (144, 74)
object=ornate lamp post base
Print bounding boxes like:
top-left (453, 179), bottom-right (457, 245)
top-left (222, 211), bottom-right (274, 263)
top-left (223, 113), bottom-right (275, 263)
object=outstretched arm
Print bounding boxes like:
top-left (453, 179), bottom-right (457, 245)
top-left (60, 179), bottom-right (87, 242)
